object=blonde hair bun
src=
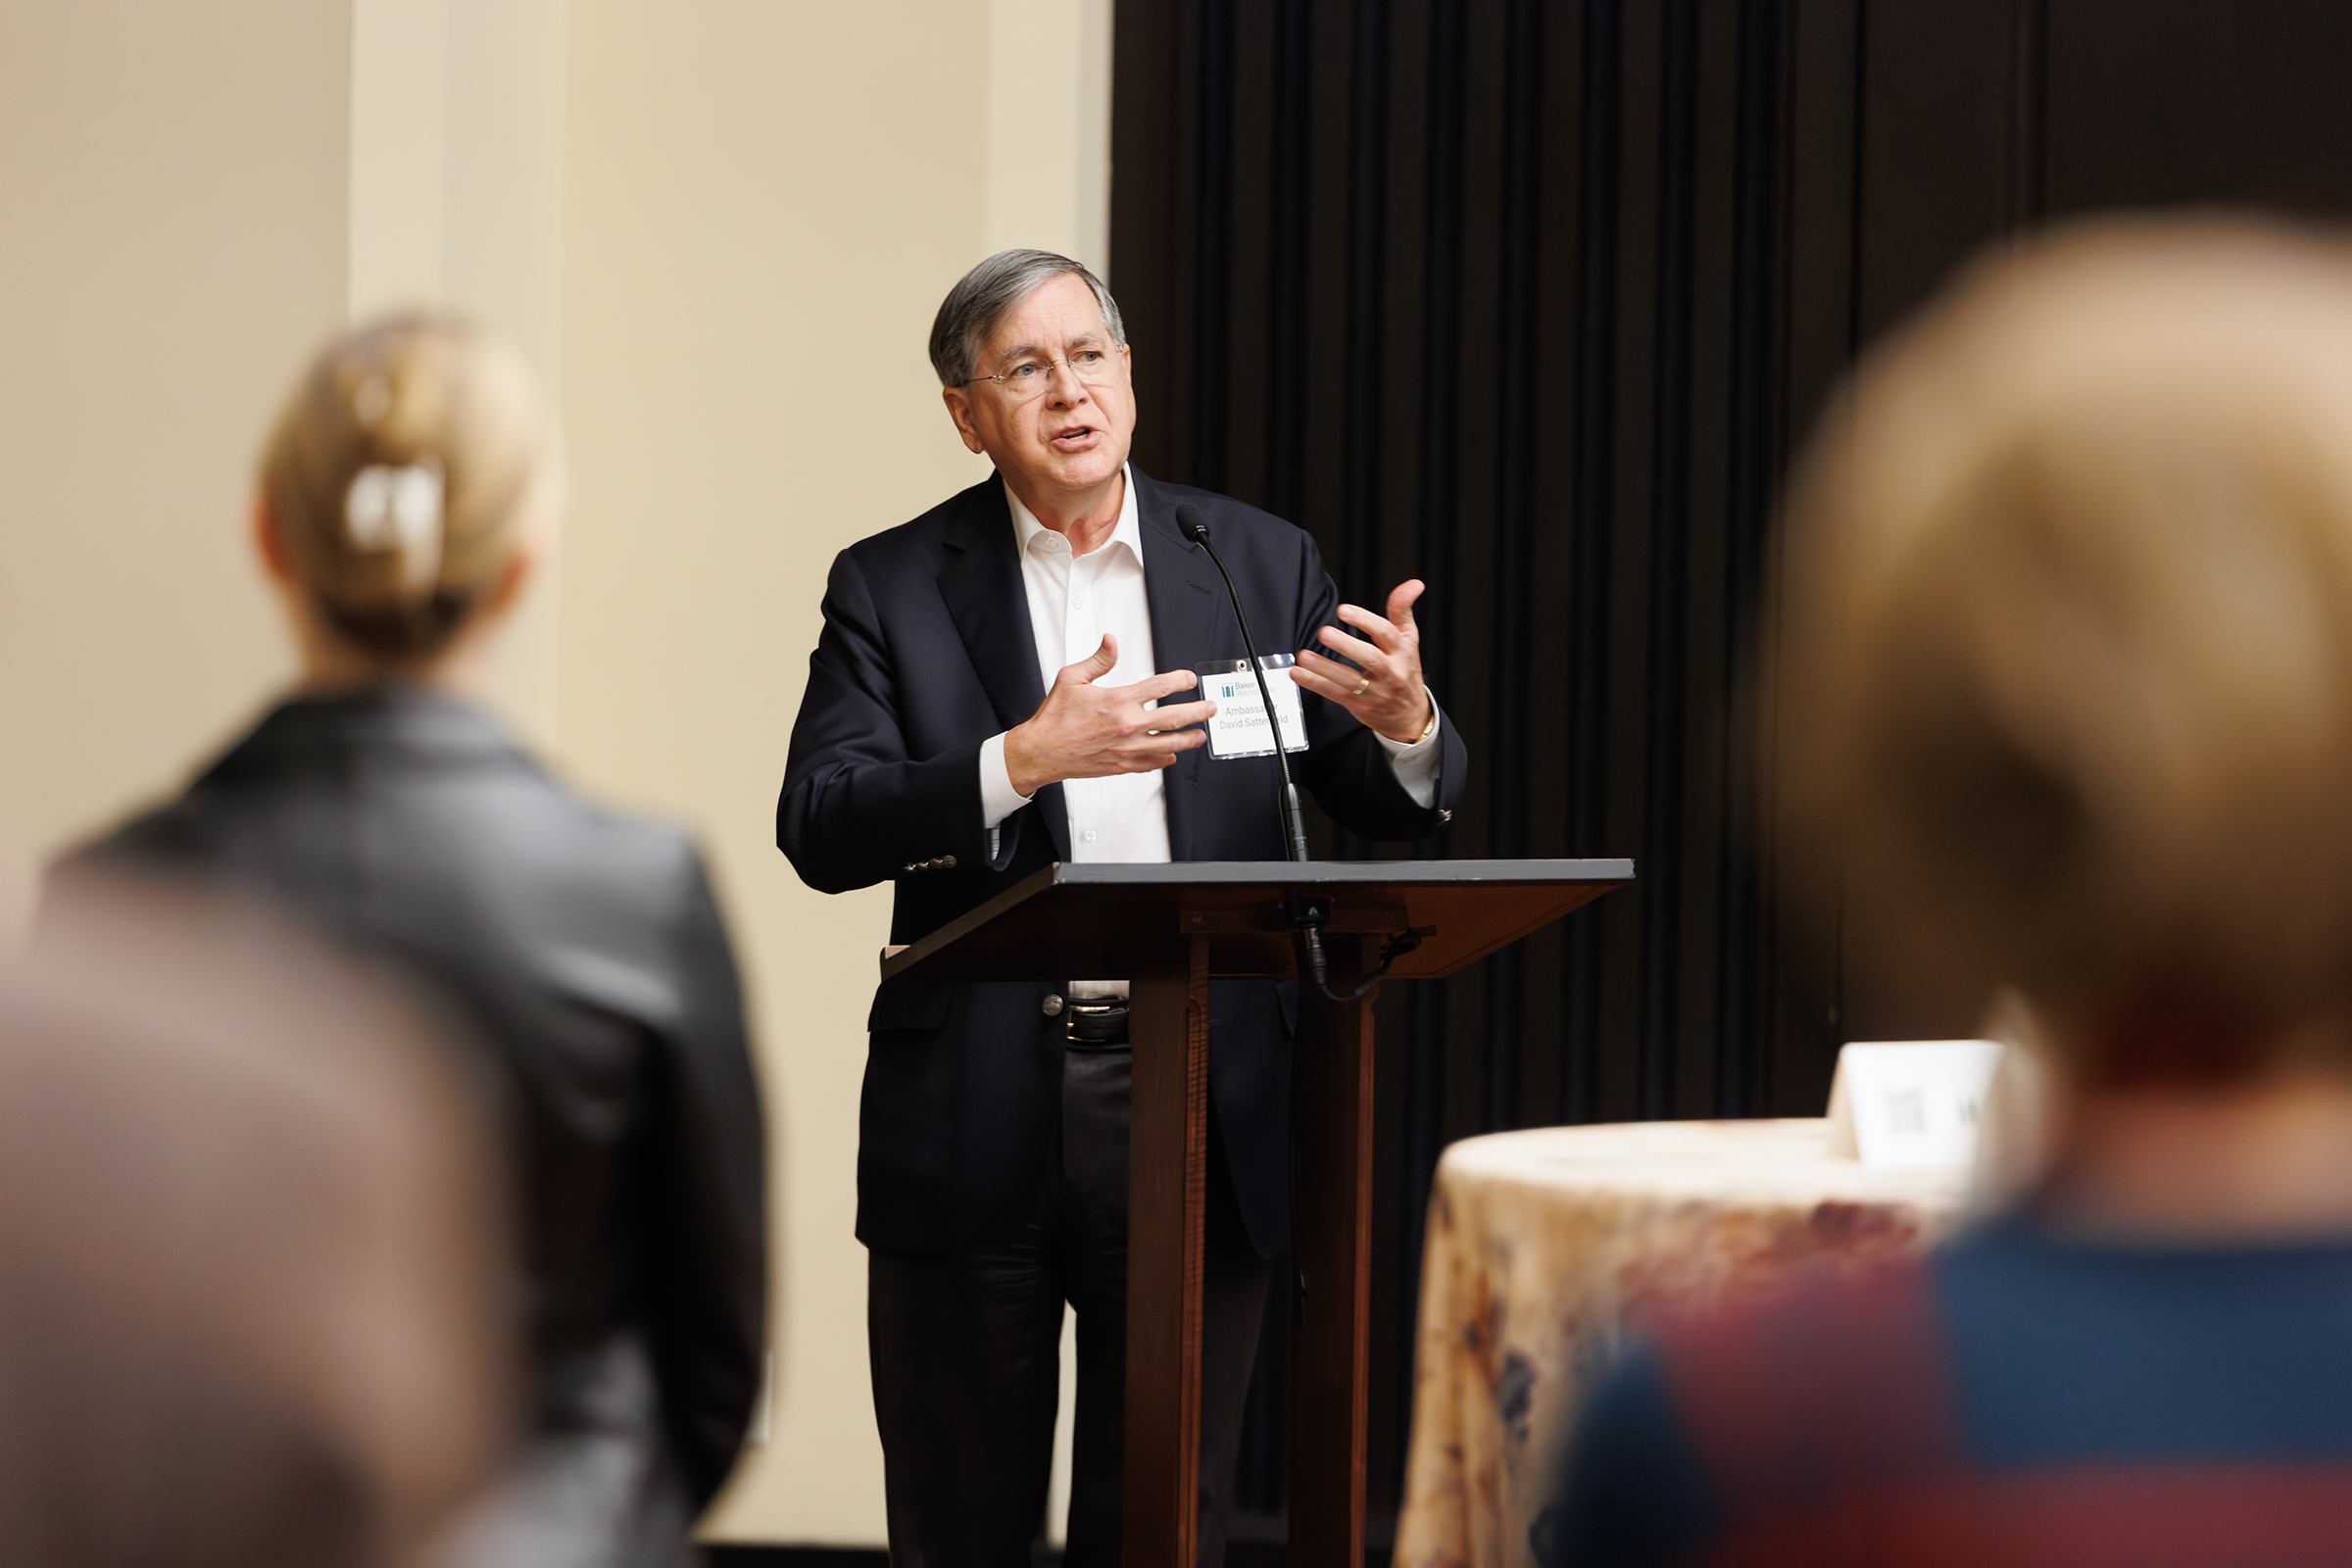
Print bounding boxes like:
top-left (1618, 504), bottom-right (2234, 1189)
top-left (262, 312), bottom-right (558, 661)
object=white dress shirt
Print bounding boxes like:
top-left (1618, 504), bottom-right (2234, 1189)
top-left (977, 466), bottom-right (1442, 994)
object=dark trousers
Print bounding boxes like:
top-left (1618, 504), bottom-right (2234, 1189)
top-left (867, 1045), bottom-right (1271, 1568)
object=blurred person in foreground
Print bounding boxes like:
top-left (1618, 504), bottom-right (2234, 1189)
top-left (8, 870), bottom-right (512, 1567)
top-left (57, 313), bottom-right (768, 1568)
top-left (1550, 221), bottom-right (2352, 1565)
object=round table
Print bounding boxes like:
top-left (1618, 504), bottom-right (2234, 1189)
top-left (1393, 1118), bottom-right (1971, 1568)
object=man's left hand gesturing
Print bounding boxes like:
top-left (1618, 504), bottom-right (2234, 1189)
top-left (1292, 578), bottom-right (1435, 744)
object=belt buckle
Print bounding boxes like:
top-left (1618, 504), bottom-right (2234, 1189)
top-left (1063, 999), bottom-right (1129, 1047)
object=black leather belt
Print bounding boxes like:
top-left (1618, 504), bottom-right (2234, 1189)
top-left (1043, 994), bottom-right (1129, 1048)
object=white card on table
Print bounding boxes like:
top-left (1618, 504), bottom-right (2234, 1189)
top-left (1198, 656), bottom-right (1309, 760)
top-left (1826, 1039), bottom-right (2003, 1169)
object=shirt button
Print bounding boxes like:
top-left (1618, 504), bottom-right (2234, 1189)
top-left (1083, 829), bottom-right (1099, 844)
top-left (1072, 596), bottom-right (1088, 610)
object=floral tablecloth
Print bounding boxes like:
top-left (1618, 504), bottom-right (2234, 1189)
top-left (1393, 1118), bottom-right (1970, 1568)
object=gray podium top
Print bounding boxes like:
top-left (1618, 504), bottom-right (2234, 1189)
top-left (879, 858), bottom-right (1635, 984)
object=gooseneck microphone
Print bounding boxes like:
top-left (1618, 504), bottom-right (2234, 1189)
top-left (1181, 504), bottom-right (1436, 1004)
top-left (1176, 504), bottom-right (1312, 865)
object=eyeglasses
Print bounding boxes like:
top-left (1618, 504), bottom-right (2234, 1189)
top-left (966, 347), bottom-right (1122, 401)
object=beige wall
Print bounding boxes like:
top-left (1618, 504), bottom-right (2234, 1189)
top-left (558, 1), bottom-right (1110, 1541)
top-left (0, 0), bottom-right (565, 927)
top-left (557, 1), bottom-right (991, 1543)
top-left (0, 0), bottom-right (345, 933)
top-left (347, 0), bottom-right (568, 746)
top-left (0, 0), bottom-right (1108, 1547)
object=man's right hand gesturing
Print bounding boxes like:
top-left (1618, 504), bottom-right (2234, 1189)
top-left (1004, 634), bottom-right (1219, 799)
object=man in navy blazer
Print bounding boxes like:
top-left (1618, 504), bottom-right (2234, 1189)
top-left (778, 251), bottom-right (1465, 1566)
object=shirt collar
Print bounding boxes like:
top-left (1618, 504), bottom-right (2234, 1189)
top-left (1004, 464), bottom-right (1142, 564)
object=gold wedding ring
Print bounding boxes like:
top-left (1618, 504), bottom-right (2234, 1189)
top-left (1351, 676), bottom-right (1372, 697)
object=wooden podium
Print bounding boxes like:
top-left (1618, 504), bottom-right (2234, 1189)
top-left (879, 858), bottom-right (1632, 1568)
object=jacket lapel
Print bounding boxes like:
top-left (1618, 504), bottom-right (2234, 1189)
top-left (1134, 469), bottom-right (1226, 862)
top-left (937, 478), bottom-right (1069, 859)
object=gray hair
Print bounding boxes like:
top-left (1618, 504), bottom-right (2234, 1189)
top-left (928, 250), bottom-right (1127, 388)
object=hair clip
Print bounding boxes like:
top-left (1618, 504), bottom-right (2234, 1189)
top-left (344, 462), bottom-right (445, 594)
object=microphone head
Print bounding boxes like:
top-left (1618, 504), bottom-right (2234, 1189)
top-left (1176, 504), bottom-right (1210, 545)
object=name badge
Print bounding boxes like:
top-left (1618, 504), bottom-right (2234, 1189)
top-left (1198, 656), bottom-right (1308, 760)
top-left (1826, 1039), bottom-right (2003, 1168)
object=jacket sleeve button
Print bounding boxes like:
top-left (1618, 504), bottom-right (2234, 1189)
top-left (1041, 994), bottom-right (1064, 1017)
top-left (941, 855), bottom-right (957, 869)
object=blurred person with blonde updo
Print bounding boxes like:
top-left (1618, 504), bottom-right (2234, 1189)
top-left (1547, 223), bottom-right (2352, 1566)
top-left (58, 314), bottom-right (768, 1568)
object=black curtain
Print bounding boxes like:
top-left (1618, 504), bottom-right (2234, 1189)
top-left (1109, 0), bottom-right (2352, 1535)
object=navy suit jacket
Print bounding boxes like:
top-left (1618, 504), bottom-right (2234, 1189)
top-left (777, 467), bottom-right (1467, 1259)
